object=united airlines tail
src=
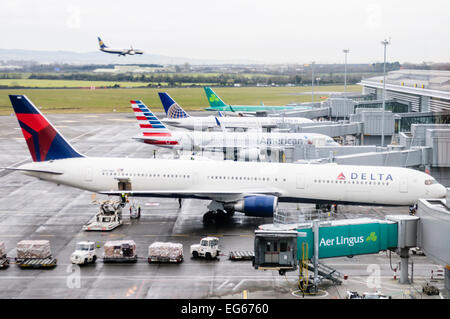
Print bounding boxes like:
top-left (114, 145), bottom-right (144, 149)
top-left (158, 93), bottom-right (190, 119)
top-left (204, 87), bottom-right (227, 108)
top-left (97, 37), bottom-right (107, 49)
top-left (9, 95), bottom-right (84, 162)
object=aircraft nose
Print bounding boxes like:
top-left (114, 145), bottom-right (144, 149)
top-left (435, 184), bottom-right (447, 198)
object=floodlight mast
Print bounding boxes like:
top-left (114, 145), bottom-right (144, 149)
top-left (381, 38), bottom-right (390, 147)
top-left (343, 49), bottom-right (350, 95)
top-left (311, 61), bottom-right (315, 103)
top-left (343, 49), bottom-right (350, 120)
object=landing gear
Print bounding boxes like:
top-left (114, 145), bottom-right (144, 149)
top-left (202, 209), bottom-right (234, 225)
top-left (315, 204), bottom-right (332, 212)
top-left (409, 205), bottom-right (417, 215)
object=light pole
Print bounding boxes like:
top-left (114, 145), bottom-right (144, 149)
top-left (311, 61), bottom-right (315, 104)
top-left (380, 39), bottom-right (390, 147)
top-left (343, 49), bottom-right (349, 96)
top-left (343, 49), bottom-right (350, 121)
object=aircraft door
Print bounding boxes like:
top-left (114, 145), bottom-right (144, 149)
top-left (296, 174), bottom-right (305, 189)
top-left (399, 178), bottom-right (408, 193)
top-left (84, 167), bottom-right (93, 182)
top-left (278, 241), bottom-right (291, 266)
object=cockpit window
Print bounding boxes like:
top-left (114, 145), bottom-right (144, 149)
top-left (425, 179), bottom-right (437, 185)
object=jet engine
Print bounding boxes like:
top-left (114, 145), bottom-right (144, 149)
top-left (225, 195), bottom-right (278, 217)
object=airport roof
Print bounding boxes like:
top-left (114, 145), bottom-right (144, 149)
top-left (359, 69), bottom-right (450, 100)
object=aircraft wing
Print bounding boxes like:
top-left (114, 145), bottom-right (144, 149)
top-left (1, 167), bottom-right (63, 175)
top-left (98, 190), bottom-right (281, 202)
top-left (219, 123), bottom-right (278, 130)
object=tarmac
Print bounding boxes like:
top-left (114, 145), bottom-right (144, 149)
top-left (0, 112), bottom-right (447, 299)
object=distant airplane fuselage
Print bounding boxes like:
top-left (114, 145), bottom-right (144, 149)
top-left (157, 92), bottom-right (314, 130)
top-left (204, 87), bottom-right (311, 113)
top-left (97, 37), bottom-right (143, 56)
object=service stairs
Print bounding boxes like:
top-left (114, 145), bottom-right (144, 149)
top-left (307, 262), bottom-right (344, 285)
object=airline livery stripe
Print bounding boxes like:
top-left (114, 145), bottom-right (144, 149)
top-left (136, 116), bottom-right (147, 120)
top-left (140, 124), bottom-right (152, 128)
top-left (143, 132), bottom-right (172, 136)
top-left (133, 108), bottom-right (142, 112)
top-left (144, 140), bottom-right (178, 145)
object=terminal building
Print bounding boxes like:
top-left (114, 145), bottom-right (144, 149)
top-left (360, 69), bottom-right (450, 113)
top-left (258, 70), bottom-right (450, 187)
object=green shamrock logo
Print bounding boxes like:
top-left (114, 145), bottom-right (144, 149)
top-left (209, 94), bottom-right (219, 103)
top-left (366, 232), bottom-right (377, 242)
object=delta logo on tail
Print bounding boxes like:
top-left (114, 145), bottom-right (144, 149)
top-left (9, 95), bottom-right (83, 162)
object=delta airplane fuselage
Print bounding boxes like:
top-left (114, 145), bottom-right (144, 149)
top-left (19, 158), bottom-right (446, 207)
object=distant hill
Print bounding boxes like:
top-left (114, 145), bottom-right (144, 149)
top-left (0, 49), bottom-right (258, 65)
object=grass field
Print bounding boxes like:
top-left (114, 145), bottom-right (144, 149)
top-left (0, 85), bottom-right (361, 115)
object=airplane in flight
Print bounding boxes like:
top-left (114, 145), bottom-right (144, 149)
top-left (131, 100), bottom-right (339, 160)
top-left (204, 87), bottom-right (312, 114)
top-left (6, 95), bottom-right (446, 224)
top-left (97, 37), bottom-right (143, 56)
top-left (158, 92), bottom-right (314, 131)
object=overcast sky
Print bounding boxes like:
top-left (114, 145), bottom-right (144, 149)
top-left (1, 0), bottom-right (449, 64)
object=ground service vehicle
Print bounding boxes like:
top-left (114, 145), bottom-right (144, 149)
top-left (70, 241), bottom-right (97, 265)
top-left (191, 237), bottom-right (220, 259)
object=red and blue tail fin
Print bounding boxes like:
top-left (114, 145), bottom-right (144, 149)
top-left (158, 92), bottom-right (190, 119)
top-left (131, 100), bottom-right (172, 137)
top-left (9, 95), bottom-right (84, 162)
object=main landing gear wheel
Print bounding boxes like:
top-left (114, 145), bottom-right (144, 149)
top-left (202, 210), bottom-right (234, 225)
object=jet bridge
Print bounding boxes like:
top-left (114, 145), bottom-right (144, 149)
top-left (254, 215), bottom-right (424, 289)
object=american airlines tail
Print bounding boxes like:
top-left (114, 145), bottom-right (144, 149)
top-left (158, 93), bottom-right (190, 119)
top-left (97, 37), bottom-right (107, 49)
top-left (204, 87), bottom-right (227, 108)
top-left (131, 100), bottom-right (179, 146)
top-left (9, 95), bottom-right (84, 162)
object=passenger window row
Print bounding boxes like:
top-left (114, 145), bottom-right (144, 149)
top-left (314, 179), bottom-right (389, 186)
top-left (101, 172), bottom-right (191, 179)
top-left (207, 176), bottom-right (287, 182)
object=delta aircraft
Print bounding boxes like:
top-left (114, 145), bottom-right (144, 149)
top-left (158, 92), bottom-right (314, 130)
top-left (97, 37), bottom-right (143, 56)
top-left (204, 87), bottom-right (311, 114)
top-left (6, 95), bottom-right (446, 223)
top-left (131, 100), bottom-right (339, 160)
